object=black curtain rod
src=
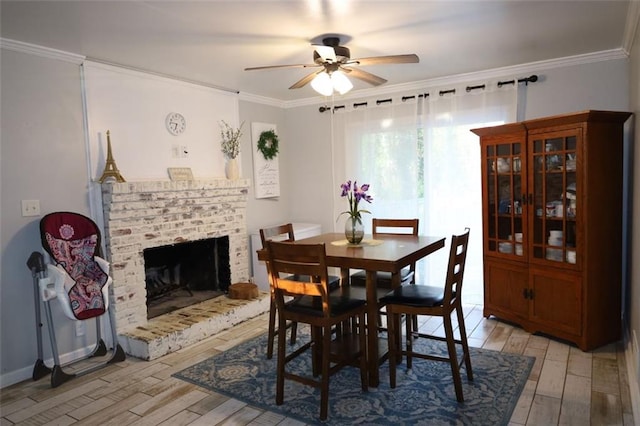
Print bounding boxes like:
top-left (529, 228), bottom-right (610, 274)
top-left (318, 75), bottom-right (539, 112)
top-left (497, 74), bottom-right (539, 88)
top-left (466, 84), bottom-right (486, 92)
top-left (402, 93), bottom-right (429, 102)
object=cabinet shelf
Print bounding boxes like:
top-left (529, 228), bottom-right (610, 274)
top-left (537, 216), bottom-right (576, 222)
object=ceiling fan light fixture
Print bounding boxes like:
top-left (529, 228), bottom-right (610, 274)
top-left (311, 70), bottom-right (354, 96)
top-left (331, 70), bottom-right (353, 95)
top-left (311, 72), bottom-right (334, 96)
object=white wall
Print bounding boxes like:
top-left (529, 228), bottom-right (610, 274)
top-left (83, 62), bottom-right (239, 182)
top-left (285, 104), bottom-right (336, 233)
top-left (524, 59), bottom-right (629, 118)
top-left (1, 49), bottom-right (90, 384)
top-left (239, 100), bottom-right (288, 235)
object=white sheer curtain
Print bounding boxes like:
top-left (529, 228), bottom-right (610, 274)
top-left (332, 83), bottom-right (517, 304)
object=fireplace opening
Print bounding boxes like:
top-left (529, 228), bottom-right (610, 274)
top-left (144, 236), bottom-right (231, 319)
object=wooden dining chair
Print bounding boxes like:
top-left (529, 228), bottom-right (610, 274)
top-left (259, 223), bottom-right (340, 359)
top-left (265, 240), bottom-right (368, 421)
top-left (380, 228), bottom-right (473, 402)
top-left (350, 218), bottom-right (419, 331)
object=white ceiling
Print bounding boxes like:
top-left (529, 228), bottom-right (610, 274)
top-left (0, 1), bottom-right (634, 103)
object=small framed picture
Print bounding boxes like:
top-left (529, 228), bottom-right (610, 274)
top-left (167, 167), bottom-right (194, 181)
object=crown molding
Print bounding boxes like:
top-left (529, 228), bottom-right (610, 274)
top-left (2, 36), bottom-right (628, 110)
top-left (282, 48), bottom-right (628, 109)
top-left (83, 59), bottom-right (239, 96)
top-left (238, 92), bottom-right (286, 108)
top-left (1, 38), bottom-right (240, 96)
top-left (622, 1), bottom-right (640, 55)
top-left (0, 38), bottom-right (85, 64)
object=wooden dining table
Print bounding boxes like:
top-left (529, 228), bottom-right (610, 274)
top-left (258, 232), bottom-right (446, 387)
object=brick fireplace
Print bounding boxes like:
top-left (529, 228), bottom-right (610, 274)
top-left (101, 179), bottom-right (269, 360)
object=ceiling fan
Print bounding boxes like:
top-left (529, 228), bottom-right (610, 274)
top-left (244, 36), bottom-right (419, 95)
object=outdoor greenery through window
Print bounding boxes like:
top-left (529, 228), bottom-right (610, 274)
top-left (359, 127), bottom-right (424, 201)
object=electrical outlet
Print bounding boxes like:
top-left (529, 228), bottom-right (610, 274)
top-left (75, 321), bottom-right (85, 337)
top-left (21, 199), bottom-right (41, 217)
top-left (171, 144), bottom-right (180, 158)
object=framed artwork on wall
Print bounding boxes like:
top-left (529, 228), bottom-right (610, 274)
top-left (251, 122), bottom-right (280, 198)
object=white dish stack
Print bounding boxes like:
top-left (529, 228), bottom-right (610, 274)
top-left (501, 232), bottom-right (524, 256)
top-left (514, 233), bottom-right (523, 256)
top-left (548, 230), bottom-right (563, 246)
top-left (546, 230), bottom-right (563, 261)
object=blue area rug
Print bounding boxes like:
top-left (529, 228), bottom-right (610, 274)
top-left (174, 327), bottom-right (534, 425)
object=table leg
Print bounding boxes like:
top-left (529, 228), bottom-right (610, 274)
top-left (340, 267), bottom-right (350, 286)
top-left (365, 270), bottom-right (379, 387)
top-left (390, 272), bottom-right (402, 358)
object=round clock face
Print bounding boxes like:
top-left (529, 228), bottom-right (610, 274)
top-left (166, 112), bottom-right (186, 135)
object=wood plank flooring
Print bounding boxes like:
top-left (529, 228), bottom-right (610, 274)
top-left (1, 306), bottom-right (635, 425)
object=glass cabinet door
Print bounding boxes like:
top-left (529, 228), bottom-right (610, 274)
top-left (530, 130), bottom-right (579, 267)
top-left (484, 140), bottom-right (525, 258)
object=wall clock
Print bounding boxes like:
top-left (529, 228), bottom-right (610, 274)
top-left (165, 112), bottom-right (186, 136)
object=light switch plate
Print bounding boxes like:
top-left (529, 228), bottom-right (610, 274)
top-left (21, 199), bottom-right (41, 217)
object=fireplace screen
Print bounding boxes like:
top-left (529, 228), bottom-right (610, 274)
top-left (144, 236), bottom-right (230, 318)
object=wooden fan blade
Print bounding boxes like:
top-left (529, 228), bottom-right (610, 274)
top-left (289, 70), bottom-right (323, 89)
top-left (313, 45), bottom-right (337, 63)
top-left (244, 63), bottom-right (317, 71)
top-left (350, 54), bottom-right (419, 66)
top-left (341, 66), bottom-right (387, 86)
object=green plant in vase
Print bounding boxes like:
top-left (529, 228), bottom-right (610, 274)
top-left (219, 120), bottom-right (244, 179)
top-left (338, 180), bottom-right (373, 244)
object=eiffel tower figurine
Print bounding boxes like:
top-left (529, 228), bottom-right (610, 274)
top-left (98, 131), bottom-right (126, 183)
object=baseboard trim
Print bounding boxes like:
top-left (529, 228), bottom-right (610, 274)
top-left (0, 345), bottom-right (94, 389)
top-left (624, 329), bottom-right (640, 425)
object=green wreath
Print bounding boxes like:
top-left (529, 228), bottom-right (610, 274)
top-left (257, 129), bottom-right (279, 160)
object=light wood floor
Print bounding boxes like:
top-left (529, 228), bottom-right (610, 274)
top-left (1, 306), bottom-right (636, 425)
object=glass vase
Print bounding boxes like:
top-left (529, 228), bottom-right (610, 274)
top-left (345, 217), bottom-right (364, 244)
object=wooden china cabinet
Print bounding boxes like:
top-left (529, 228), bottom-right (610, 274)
top-left (472, 110), bottom-right (631, 351)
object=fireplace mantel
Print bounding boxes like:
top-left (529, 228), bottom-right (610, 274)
top-left (101, 178), bottom-right (263, 359)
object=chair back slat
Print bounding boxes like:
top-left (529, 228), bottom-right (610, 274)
top-left (260, 223), bottom-right (295, 246)
top-left (372, 218), bottom-right (419, 236)
top-left (260, 223), bottom-right (298, 293)
top-left (266, 241), bottom-right (331, 314)
top-left (443, 228), bottom-right (470, 304)
top-left (372, 218), bottom-right (420, 281)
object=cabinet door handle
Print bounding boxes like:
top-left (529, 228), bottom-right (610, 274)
top-left (521, 194), bottom-right (527, 205)
top-left (522, 288), bottom-right (535, 299)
